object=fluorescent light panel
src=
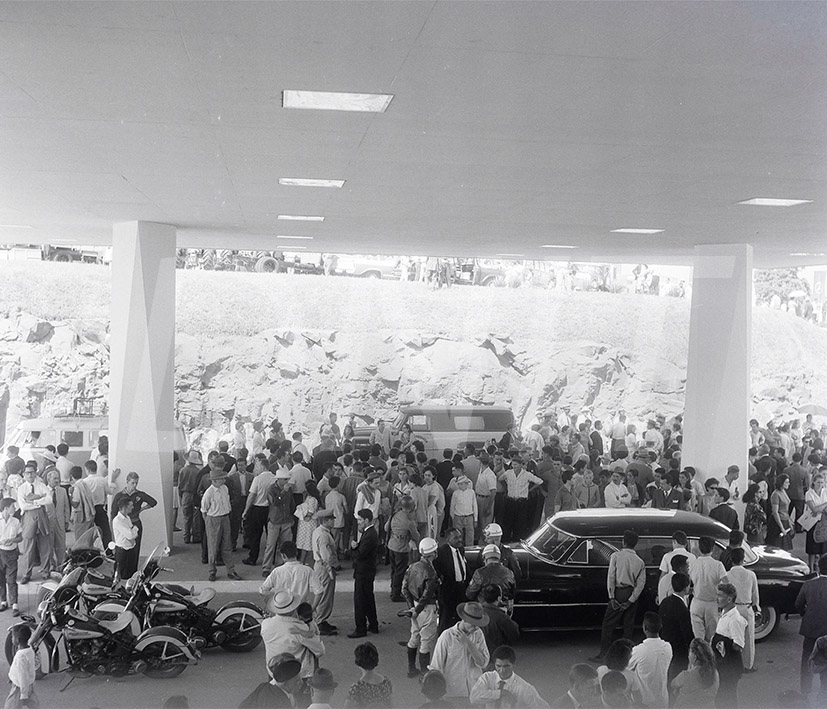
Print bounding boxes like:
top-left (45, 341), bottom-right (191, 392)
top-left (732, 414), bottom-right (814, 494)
top-left (283, 90), bottom-right (393, 113)
top-left (611, 228), bottom-right (664, 235)
top-left (790, 252), bottom-right (827, 257)
top-left (279, 178), bottom-right (345, 188)
top-left (277, 215), bottom-right (324, 222)
top-left (0, 224), bottom-right (34, 229)
top-left (277, 235), bottom-right (314, 240)
top-left (738, 198), bottom-right (813, 207)
top-left (540, 244), bottom-right (577, 249)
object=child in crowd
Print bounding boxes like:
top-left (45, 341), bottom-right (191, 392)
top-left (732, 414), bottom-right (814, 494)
top-left (293, 602), bottom-right (322, 678)
top-left (6, 624), bottom-right (38, 708)
top-left (0, 497), bottom-right (22, 616)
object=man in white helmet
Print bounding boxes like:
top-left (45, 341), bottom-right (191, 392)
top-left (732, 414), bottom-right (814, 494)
top-left (466, 544), bottom-right (516, 615)
top-left (402, 537), bottom-right (441, 678)
top-left (475, 523), bottom-right (520, 578)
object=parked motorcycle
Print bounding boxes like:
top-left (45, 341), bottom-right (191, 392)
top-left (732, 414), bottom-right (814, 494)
top-left (7, 566), bottom-right (200, 679)
top-left (93, 544), bottom-right (263, 653)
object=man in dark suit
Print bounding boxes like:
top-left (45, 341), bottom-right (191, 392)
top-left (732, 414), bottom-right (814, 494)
top-left (795, 555), bottom-right (827, 696)
top-left (709, 488), bottom-right (740, 530)
top-left (433, 527), bottom-right (468, 633)
top-left (348, 509), bottom-right (379, 638)
top-left (551, 663), bottom-right (599, 708)
top-left (227, 448), bottom-right (254, 552)
top-left (659, 572), bottom-right (694, 679)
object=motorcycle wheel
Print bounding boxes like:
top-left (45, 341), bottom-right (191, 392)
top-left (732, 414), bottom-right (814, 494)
top-left (220, 610), bottom-right (263, 653)
top-left (141, 638), bottom-right (189, 679)
top-left (4, 625), bottom-right (57, 676)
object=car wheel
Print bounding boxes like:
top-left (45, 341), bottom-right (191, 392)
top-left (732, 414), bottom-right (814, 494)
top-left (51, 251), bottom-right (73, 262)
top-left (754, 604), bottom-right (778, 642)
top-left (363, 271), bottom-right (382, 279)
top-left (255, 256), bottom-right (279, 273)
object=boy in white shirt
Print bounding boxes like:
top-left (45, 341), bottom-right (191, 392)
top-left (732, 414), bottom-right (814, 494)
top-left (450, 476), bottom-right (477, 547)
top-left (628, 612), bottom-right (672, 708)
top-left (470, 644), bottom-right (549, 709)
top-left (0, 498), bottom-right (23, 616)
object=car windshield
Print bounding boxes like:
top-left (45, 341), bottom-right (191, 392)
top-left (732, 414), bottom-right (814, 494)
top-left (527, 523), bottom-right (578, 562)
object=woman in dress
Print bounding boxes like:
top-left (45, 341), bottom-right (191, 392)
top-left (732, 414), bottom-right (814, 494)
top-left (671, 638), bottom-right (719, 708)
top-left (742, 483), bottom-right (767, 546)
top-left (767, 474), bottom-right (793, 550)
top-left (345, 642), bottom-right (393, 708)
top-left (804, 473), bottom-right (827, 572)
top-left (296, 480), bottom-right (321, 565)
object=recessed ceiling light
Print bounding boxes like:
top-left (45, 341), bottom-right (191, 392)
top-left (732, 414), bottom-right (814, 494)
top-left (540, 244), bottom-right (577, 249)
top-left (277, 215), bottom-right (324, 222)
top-left (283, 90), bottom-right (393, 113)
top-left (610, 228), bottom-right (664, 235)
top-left (738, 198), bottom-right (813, 207)
top-left (279, 178), bottom-right (345, 188)
top-left (0, 224), bottom-right (34, 229)
top-left (277, 235), bottom-right (314, 240)
top-left (495, 253), bottom-right (523, 258)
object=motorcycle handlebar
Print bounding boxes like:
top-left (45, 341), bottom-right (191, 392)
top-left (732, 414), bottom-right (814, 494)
top-left (160, 567), bottom-right (173, 573)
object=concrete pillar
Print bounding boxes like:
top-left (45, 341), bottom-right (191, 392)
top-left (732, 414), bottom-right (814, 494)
top-left (682, 244), bottom-right (753, 508)
top-left (110, 221), bottom-right (177, 553)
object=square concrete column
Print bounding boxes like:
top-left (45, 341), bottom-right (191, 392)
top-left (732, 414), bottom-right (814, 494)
top-left (682, 244), bottom-right (753, 506)
top-left (110, 221), bottom-right (177, 552)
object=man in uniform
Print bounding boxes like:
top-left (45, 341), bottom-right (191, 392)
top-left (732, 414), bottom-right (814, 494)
top-left (402, 537), bottom-right (440, 677)
top-left (466, 544), bottom-right (516, 614)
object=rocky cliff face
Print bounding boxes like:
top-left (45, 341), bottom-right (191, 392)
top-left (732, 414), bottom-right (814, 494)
top-left (2, 300), bottom-right (825, 444)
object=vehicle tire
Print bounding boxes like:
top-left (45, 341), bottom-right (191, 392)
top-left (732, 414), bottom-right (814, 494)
top-left (255, 256), bottom-right (279, 273)
top-left (141, 638), bottom-right (190, 678)
top-left (485, 275), bottom-right (506, 287)
top-left (5, 625), bottom-right (56, 676)
top-left (220, 610), bottom-right (263, 653)
top-left (362, 270), bottom-right (382, 279)
top-left (51, 251), bottom-right (73, 263)
top-left (754, 605), bottom-right (778, 642)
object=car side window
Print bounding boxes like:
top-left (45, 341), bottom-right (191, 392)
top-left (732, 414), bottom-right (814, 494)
top-left (407, 415), bottom-right (427, 431)
top-left (567, 540), bottom-right (615, 566)
top-left (633, 538), bottom-right (674, 567)
top-left (62, 430), bottom-right (84, 447)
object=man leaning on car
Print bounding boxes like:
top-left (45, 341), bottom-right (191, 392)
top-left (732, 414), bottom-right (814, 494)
top-left (590, 529), bottom-right (645, 663)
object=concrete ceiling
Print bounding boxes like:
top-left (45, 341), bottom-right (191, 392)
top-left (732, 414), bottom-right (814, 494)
top-left (0, 1), bottom-right (825, 267)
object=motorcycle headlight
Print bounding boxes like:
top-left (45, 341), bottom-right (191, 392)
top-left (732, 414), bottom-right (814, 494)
top-left (125, 576), bottom-right (138, 592)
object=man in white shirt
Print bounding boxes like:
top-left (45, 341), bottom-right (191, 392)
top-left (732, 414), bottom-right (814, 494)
top-left (643, 420), bottom-right (664, 456)
top-left (16, 463), bottom-right (53, 584)
top-left (368, 420), bottom-right (393, 455)
top-left (241, 455), bottom-right (275, 566)
top-left (55, 443), bottom-right (73, 488)
top-left (628, 612), bottom-right (672, 709)
top-left (112, 496), bottom-right (139, 581)
top-left (713, 582), bottom-right (748, 708)
top-left (289, 453), bottom-right (312, 497)
top-left (83, 460), bottom-right (120, 548)
top-left (450, 475), bottom-right (478, 547)
top-left (609, 414), bottom-right (627, 458)
top-left (658, 530), bottom-right (696, 576)
top-left (310, 517), bottom-right (338, 636)
top-left (0, 498), bottom-right (23, 615)
top-left (497, 457), bottom-right (542, 543)
top-left (462, 445), bottom-right (482, 485)
top-left (291, 433), bottom-right (310, 464)
top-left (522, 425), bottom-right (545, 459)
top-left (726, 547), bottom-right (760, 670)
top-left (723, 465), bottom-right (741, 502)
top-left (470, 644), bottom-right (549, 709)
top-left (474, 455), bottom-right (498, 544)
top-left (689, 536), bottom-right (727, 641)
top-left (430, 601), bottom-right (490, 702)
top-left (260, 540), bottom-right (313, 603)
top-left (604, 471), bottom-right (631, 508)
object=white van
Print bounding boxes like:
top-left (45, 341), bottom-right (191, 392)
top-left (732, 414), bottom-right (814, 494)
top-left (352, 405), bottom-right (515, 459)
top-left (5, 415), bottom-right (187, 468)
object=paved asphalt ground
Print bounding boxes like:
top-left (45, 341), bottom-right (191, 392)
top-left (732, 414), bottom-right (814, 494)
top-left (0, 531), bottom-right (821, 709)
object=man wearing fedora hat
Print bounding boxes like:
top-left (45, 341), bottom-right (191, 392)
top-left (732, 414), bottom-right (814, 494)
top-left (307, 667), bottom-right (337, 709)
top-left (262, 590), bottom-right (325, 681)
top-left (178, 450), bottom-right (203, 544)
top-left (429, 601), bottom-right (490, 702)
top-left (200, 463), bottom-right (242, 582)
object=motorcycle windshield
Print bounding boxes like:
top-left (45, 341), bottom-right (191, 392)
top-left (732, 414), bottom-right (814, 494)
top-left (72, 527), bottom-right (104, 552)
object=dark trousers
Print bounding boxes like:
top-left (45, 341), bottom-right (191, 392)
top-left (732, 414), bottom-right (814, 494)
top-left (790, 499), bottom-right (805, 531)
top-left (244, 506), bottom-right (269, 564)
top-left (599, 586), bottom-right (636, 657)
top-left (114, 545), bottom-right (139, 581)
top-left (716, 648), bottom-right (743, 708)
top-left (0, 549), bottom-right (19, 605)
top-left (389, 550), bottom-right (409, 598)
top-left (438, 581), bottom-right (467, 634)
top-left (181, 492), bottom-right (195, 542)
top-left (801, 635), bottom-right (827, 697)
top-left (94, 505), bottom-right (112, 547)
top-left (230, 497), bottom-right (245, 550)
top-left (353, 574), bottom-right (378, 633)
top-left (502, 498), bottom-right (529, 543)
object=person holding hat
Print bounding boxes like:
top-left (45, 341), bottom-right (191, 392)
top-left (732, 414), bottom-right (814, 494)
top-left (386, 495), bottom-right (420, 602)
top-left (200, 461), bottom-right (242, 582)
top-left (429, 601), bottom-right (490, 702)
top-left (262, 590), bottom-right (325, 681)
top-left (307, 667), bottom-right (337, 709)
top-left (466, 545), bottom-right (516, 614)
top-left (178, 449), bottom-right (203, 544)
top-left (239, 652), bottom-right (310, 709)
top-left (402, 537), bottom-right (441, 678)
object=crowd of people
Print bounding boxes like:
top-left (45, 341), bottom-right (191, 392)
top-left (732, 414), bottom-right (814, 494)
top-left (4, 407), bottom-right (827, 707)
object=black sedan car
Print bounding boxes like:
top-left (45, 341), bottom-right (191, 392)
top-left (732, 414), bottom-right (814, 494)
top-left (466, 509), bottom-right (811, 641)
